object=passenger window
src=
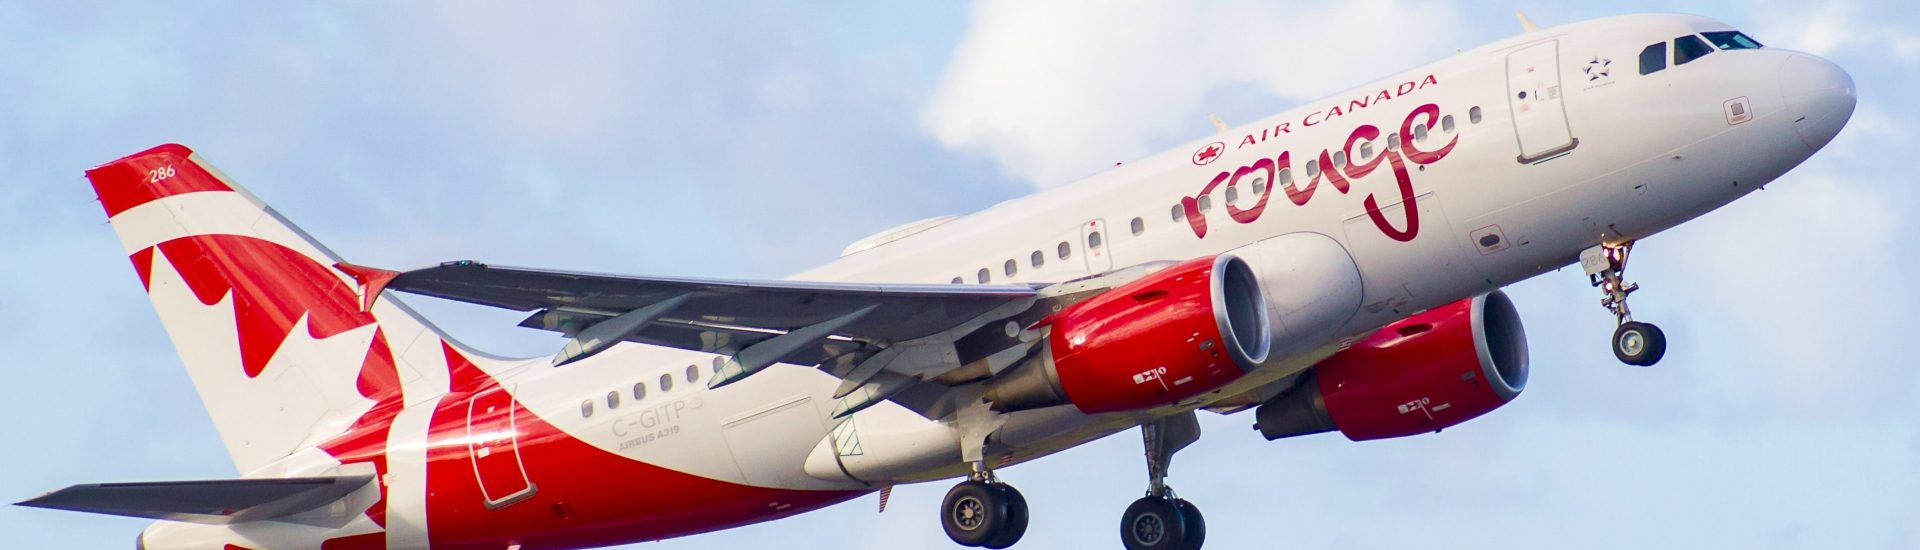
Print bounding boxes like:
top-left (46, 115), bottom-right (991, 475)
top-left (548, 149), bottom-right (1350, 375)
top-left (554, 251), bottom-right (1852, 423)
top-left (632, 381), bottom-right (647, 400)
top-left (685, 364), bottom-right (699, 384)
top-left (1030, 250), bottom-right (1044, 268)
top-left (1278, 167), bottom-right (1293, 185)
top-left (1639, 42), bottom-right (1667, 74)
top-left (607, 391), bottom-right (620, 409)
top-left (1413, 124), bottom-right (1429, 142)
top-left (1674, 35), bottom-right (1713, 66)
top-left (1469, 106), bottom-right (1483, 124)
top-left (1004, 259), bottom-right (1017, 277)
top-left (1129, 217), bottom-right (1144, 236)
top-left (1387, 134), bottom-right (1401, 151)
top-left (1702, 30), bottom-right (1762, 50)
top-left (1250, 176), bottom-right (1266, 196)
top-left (581, 400), bottom-right (594, 418)
top-left (1087, 231), bottom-right (1103, 250)
top-left (659, 373), bottom-right (674, 392)
top-left (977, 268), bottom-right (991, 283)
top-left (1170, 204), bottom-right (1184, 222)
top-left (1359, 142), bottom-right (1374, 161)
top-left (1057, 241), bottom-right (1072, 259)
top-left (1305, 159), bottom-right (1320, 178)
top-left (1332, 150), bottom-right (1347, 168)
top-left (1196, 195), bottom-right (1212, 212)
top-left (713, 356), bottom-right (725, 374)
top-left (1224, 186), bottom-right (1239, 204)
top-left (951, 276), bottom-right (963, 284)
top-left (1441, 115), bottom-right (1456, 133)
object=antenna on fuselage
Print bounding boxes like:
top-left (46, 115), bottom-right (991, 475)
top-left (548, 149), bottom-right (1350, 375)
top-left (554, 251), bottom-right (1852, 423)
top-left (1208, 113), bottom-right (1230, 133)
top-left (1515, 10), bottom-right (1541, 33)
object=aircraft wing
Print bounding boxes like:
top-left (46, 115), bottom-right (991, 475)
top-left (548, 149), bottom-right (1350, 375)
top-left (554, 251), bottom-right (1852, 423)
top-left (388, 261), bottom-right (1045, 417)
top-left (15, 475), bottom-right (373, 524)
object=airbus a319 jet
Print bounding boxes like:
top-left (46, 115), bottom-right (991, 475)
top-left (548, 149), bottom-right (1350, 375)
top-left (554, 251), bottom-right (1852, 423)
top-left (19, 12), bottom-right (1855, 550)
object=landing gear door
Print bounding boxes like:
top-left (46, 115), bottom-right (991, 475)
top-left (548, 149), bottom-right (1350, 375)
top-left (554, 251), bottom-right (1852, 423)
top-left (1507, 40), bottom-right (1578, 163)
top-left (1080, 219), bottom-right (1113, 275)
top-left (466, 385), bottom-right (536, 509)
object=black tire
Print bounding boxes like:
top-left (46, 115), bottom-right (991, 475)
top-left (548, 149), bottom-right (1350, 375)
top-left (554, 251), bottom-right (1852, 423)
top-left (1612, 322), bottom-right (1667, 366)
top-left (1174, 499), bottom-right (1205, 550)
top-left (943, 480), bottom-right (1008, 547)
top-left (1120, 497), bottom-right (1187, 550)
top-left (983, 484), bottom-right (1029, 549)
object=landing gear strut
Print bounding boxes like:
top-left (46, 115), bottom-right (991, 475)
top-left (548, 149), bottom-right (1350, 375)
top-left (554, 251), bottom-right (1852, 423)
top-left (1120, 412), bottom-right (1206, 550)
top-left (941, 464), bottom-right (1029, 548)
top-left (1584, 241), bottom-right (1666, 366)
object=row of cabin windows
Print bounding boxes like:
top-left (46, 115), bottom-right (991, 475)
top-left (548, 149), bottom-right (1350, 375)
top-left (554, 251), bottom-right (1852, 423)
top-left (1640, 30), bottom-right (1763, 75)
top-left (951, 105), bottom-right (1483, 286)
top-left (581, 362), bottom-right (715, 418)
top-left (956, 232), bottom-right (1104, 284)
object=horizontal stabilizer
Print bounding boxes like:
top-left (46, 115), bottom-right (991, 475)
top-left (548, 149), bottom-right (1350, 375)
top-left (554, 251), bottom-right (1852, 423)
top-left (15, 475), bottom-right (372, 524)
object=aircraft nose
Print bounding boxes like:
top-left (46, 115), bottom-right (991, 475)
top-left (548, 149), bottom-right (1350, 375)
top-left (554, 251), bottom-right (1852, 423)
top-left (1779, 53), bottom-right (1856, 151)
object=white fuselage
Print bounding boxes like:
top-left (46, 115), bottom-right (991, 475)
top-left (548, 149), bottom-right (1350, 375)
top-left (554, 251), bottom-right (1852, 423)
top-left (484, 13), bottom-right (1848, 495)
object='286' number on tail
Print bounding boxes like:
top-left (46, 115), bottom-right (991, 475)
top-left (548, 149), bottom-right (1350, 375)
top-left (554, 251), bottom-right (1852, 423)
top-left (147, 165), bottom-right (176, 183)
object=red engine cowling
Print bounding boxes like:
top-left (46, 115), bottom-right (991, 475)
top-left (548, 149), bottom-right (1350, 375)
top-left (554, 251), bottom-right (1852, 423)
top-left (1255, 290), bottom-right (1528, 441)
top-left (984, 254), bottom-right (1272, 414)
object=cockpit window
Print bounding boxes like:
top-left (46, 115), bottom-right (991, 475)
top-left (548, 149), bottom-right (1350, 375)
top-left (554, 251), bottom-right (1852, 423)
top-left (1674, 35), bottom-right (1714, 65)
top-left (1639, 42), bottom-right (1668, 75)
top-left (1702, 31), bottom-right (1763, 50)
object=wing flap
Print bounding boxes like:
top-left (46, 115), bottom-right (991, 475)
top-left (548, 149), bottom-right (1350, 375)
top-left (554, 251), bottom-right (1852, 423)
top-left (15, 475), bottom-right (372, 524)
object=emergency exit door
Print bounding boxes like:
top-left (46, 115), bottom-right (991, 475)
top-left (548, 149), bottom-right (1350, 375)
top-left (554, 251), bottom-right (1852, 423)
top-left (466, 385), bottom-right (536, 509)
top-left (1506, 40), bottom-right (1579, 163)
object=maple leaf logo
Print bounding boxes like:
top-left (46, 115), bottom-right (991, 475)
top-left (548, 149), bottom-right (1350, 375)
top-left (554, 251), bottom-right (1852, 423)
top-left (1192, 142), bottom-right (1225, 166)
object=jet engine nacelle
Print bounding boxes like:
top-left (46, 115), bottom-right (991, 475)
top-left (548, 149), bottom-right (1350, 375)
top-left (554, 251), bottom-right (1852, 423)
top-left (986, 254), bottom-right (1271, 414)
top-left (1255, 290), bottom-right (1528, 441)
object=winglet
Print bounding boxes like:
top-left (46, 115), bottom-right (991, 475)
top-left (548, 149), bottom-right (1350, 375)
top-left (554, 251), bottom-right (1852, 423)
top-left (1515, 10), bottom-right (1540, 33)
top-left (334, 262), bottom-right (400, 313)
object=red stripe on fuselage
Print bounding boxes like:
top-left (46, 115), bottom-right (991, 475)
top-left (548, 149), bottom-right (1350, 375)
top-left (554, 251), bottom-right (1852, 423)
top-left (86, 143), bottom-right (232, 218)
top-left (419, 347), bottom-right (866, 548)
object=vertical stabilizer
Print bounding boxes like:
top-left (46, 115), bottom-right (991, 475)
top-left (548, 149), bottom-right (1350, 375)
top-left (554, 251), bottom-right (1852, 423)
top-left (86, 144), bottom-right (504, 473)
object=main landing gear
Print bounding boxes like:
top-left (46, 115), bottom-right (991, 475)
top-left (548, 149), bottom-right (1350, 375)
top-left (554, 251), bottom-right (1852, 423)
top-left (940, 466), bottom-right (1029, 548)
top-left (1119, 412), bottom-right (1206, 550)
top-left (1584, 241), bottom-right (1666, 366)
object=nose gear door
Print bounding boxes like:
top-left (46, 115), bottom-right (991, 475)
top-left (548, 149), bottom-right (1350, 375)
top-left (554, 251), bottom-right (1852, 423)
top-left (1506, 40), bottom-right (1579, 163)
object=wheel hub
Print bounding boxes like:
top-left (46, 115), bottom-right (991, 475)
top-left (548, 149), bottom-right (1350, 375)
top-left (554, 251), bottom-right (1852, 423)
top-left (1132, 513), bottom-right (1165, 545)
top-left (1618, 330), bottom-right (1645, 355)
top-left (954, 497), bottom-right (985, 530)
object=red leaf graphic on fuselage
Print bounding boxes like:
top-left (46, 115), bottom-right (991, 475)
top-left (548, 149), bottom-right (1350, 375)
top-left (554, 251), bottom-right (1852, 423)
top-left (157, 235), bottom-right (375, 378)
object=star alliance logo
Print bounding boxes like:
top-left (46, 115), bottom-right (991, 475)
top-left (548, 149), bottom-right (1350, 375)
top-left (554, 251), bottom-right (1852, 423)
top-left (1584, 57), bottom-right (1612, 81)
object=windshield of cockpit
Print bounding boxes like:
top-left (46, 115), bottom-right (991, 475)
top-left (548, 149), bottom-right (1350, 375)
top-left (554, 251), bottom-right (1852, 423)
top-left (1638, 30), bottom-right (1764, 75)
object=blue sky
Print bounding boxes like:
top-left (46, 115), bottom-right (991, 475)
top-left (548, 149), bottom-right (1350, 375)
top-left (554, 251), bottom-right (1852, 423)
top-left (3, 1), bottom-right (1916, 548)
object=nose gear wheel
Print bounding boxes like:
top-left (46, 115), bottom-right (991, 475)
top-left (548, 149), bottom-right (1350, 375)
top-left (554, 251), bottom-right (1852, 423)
top-left (1585, 241), bottom-right (1667, 366)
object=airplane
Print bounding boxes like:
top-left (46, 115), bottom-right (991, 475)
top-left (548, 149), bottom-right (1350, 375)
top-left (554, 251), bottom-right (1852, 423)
top-left (17, 12), bottom-right (1854, 550)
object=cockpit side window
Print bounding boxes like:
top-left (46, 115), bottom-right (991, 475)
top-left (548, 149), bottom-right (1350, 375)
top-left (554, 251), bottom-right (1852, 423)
top-left (1702, 31), bottom-right (1763, 50)
top-left (1639, 42), bottom-right (1668, 75)
top-left (1674, 35), bottom-right (1714, 66)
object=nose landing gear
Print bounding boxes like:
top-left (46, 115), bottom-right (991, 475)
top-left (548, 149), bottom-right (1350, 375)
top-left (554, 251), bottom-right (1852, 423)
top-left (1584, 241), bottom-right (1666, 366)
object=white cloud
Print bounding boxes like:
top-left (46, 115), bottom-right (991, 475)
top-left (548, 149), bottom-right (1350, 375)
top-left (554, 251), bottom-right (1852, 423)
top-left (922, 0), bottom-right (1474, 187)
